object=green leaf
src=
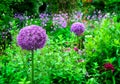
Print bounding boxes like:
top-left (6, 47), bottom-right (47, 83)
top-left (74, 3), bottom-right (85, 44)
top-left (118, 57), bottom-right (120, 67)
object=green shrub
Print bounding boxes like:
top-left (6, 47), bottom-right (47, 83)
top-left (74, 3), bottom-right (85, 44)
top-left (84, 17), bottom-right (120, 83)
top-left (85, 17), bottom-right (120, 61)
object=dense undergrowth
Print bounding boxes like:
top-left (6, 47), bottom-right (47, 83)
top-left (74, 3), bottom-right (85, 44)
top-left (0, 0), bottom-right (120, 84)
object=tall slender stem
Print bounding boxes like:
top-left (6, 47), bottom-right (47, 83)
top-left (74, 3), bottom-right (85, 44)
top-left (77, 35), bottom-right (84, 50)
top-left (4, 61), bottom-right (7, 83)
top-left (31, 50), bottom-right (34, 84)
top-left (77, 36), bottom-right (80, 49)
top-left (112, 75), bottom-right (115, 84)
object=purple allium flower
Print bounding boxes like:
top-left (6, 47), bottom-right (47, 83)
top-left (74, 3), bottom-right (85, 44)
top-left (71, 22), bottom-right (85, 36)
top-left (17, 25), bottom-right (47, 50)
top-left (104, 63), bottom-right (114, 72)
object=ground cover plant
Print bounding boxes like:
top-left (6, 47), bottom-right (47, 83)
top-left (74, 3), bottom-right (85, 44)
top-left (0, 0), bottom-right (120, 84)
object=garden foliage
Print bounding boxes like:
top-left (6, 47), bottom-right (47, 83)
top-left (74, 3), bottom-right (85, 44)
top-left (0, 0), bottom-right (120, 84)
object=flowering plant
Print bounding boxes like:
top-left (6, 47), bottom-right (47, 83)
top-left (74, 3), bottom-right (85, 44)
top-left (17, 25), bottom-right (47, 50)
top-left (71, 22), bottom-right (85, 36)
top-left (52, 13), bottom-right (68, 30)
top-left (17, 25), bottom-right (47, 84)
top-left (104, 63), bottom-right (114, 72)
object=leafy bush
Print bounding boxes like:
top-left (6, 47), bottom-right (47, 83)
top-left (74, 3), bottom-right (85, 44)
top-left (84, 17), bottom-right (120, 83)
top-left (85, 17), bottom-right (120, 61)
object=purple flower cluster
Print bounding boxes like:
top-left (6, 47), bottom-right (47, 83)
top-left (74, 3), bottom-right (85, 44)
top-left (14, 13), bottom-right (25, 22)
top-left (52, 13), bottom-right (68, 29)
top-left (14, 13), bottom-right (31, 27)
top-left (74, 11), bottom-right (83, 21)
top-left (70, 11), bottom-right (83, 23)
top-left (39, 13), bottom-right (50, 27)
top-left (70, 11), bottom-right (112, 22)
top-left (17, 25), bottom-right (47, 50)
top-left (104, 63), bottom-right (114, 72)
top-left (86, 10), bottom-right (110, 20)
top-left (71, 22), bottom-right (85, 36)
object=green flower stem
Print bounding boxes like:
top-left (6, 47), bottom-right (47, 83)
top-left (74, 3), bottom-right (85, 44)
top-left (77, 36), bottom-right (80, 49)
top-left (4, 61), bottom-right (7, 83)
top-left (31, 50), bottom-right (34, 84)
top-left (112, 75), bottom-right (115, 84)
top-left (105, 72), bottom-right (107, 84)
top-left (77, 35), bottom-right (84, 50)
top-left (77, 36), bottom-right (82, 49)
top-left (3, 57), bottom-right (8, 83)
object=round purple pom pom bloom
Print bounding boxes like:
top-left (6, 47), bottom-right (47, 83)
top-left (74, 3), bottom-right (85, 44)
top-left (17, 25), bottom-right (47, 50)
top-left (71, 22), bottom-right (85, 36)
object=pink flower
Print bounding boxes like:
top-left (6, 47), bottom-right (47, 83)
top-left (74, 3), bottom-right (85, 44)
top-left (74, 47), bottom-right (78, 51)
top-left (104, 63), bottom-right (114, 72)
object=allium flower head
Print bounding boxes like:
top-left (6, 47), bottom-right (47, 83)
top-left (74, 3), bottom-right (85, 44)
top-left (71, 22), bottom-right (85, 36)
top-left (17, 25), bottom-right (47, 50)
top-left (104, 63), bottom-right (114, 72)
